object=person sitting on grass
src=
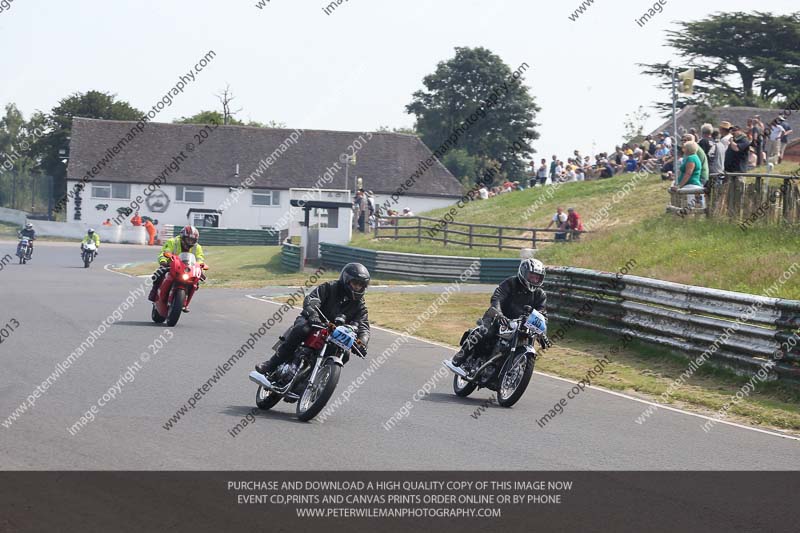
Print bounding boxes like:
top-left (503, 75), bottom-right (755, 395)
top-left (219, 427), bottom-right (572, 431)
top-left (670, 141), bottom-right (705, 209)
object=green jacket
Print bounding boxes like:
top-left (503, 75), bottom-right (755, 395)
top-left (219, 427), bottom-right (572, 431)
top-left (696, 146), bottom-right (709, 183)
top-left (159, 236), bottom-right (205, 265)
top-left (81, 233), bottom-right (100, 247)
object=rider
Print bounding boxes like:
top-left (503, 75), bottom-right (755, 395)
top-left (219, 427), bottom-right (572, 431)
top-left (18, 223), bottom-right (36, 259)
top-left (255, 263), bottom-right (371, 379)
top-left (148, 225), bottom-right (205, 302)
top-left (451, 258), bottom-right (550, 367)
top-left (80, 228), bottom-right (101, 253)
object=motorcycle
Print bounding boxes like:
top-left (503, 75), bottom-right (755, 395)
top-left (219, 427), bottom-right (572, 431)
top-left (248, 308), bottom-right (365, 422)
top-left (81, 242), bottom-right (97, 268)
top-left (151, 251), bottom-right (207, 327)
top-left (443, 306), bottom-right (547, 407)
top-left (16, 236), bottom-right (32, 264)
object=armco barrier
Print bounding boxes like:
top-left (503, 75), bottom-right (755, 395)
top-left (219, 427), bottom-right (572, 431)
top-left (166, 226), bottom-right (279, 246)
top-left (281, 243), bottom-right (303, 272)
top-left (319, 244), bottom-right (800, 381)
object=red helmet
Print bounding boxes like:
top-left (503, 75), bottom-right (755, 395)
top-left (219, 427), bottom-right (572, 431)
top-left (179, 225), bottom-right (199, 250)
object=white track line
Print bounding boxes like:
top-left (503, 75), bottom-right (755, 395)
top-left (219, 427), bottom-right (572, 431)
top-left (104, 263), bottom-right (135, 278)
top-left (245, 294), bottom-right (800, 442)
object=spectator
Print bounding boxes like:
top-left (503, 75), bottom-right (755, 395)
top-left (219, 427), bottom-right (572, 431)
top-left (655, 143), bottom-right (669, 159)
top-left (402, 207), bottom-right (414, 217)
top-left (752, 115), bottom-right (766, 166)
top-left (564, 165), bottom-right (577, 182)
top-left (536, 158), bottom-right (548, 186)
top-left (719, 121), bottom-right (733, 150)
top-left (682, 133), bottom-right (708, 185)
top-left (779, 116), bottom-right (792, 164)
top-left (102, 218), bottom-right (112, 226)
top-left (641, 135), bottom-right (652, 155)
top-left (725, 125), bottom-right (752, 173)
top-left (698, 123), bottom-right (714, 156)
top-left (566, 207), bottom-right (584, 239)
top-left (708, 129), bottom-right (726, 178)
top-left (662, 131), bottom-right (673, 150)
top-left (625, 150), bottom-right (638, 172)
top-left (671, 140), bottom-right (705, 208)
top-left (549, 155), bottom-right (558, 183)
top-left (767, 118), bottom-right (786, 165)
top-left (546, 207), bottom-right (569, 241)
top-left (130, 211), bottom-right (142, 226)
top-left (478, 186), bottom-right (489, 200)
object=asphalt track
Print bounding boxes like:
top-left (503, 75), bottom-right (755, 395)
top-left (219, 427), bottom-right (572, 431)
top-left (1, 241), bottom-right (798, 470)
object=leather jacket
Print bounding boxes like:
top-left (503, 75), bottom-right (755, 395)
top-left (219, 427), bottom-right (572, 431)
top-left (303, 280), bottom-right (370, 346)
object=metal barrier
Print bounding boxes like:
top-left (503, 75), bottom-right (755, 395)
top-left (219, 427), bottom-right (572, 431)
top-left (318, 244), bottom-right (800, 381)
top-left (165, 225), bottom-right (280, 246)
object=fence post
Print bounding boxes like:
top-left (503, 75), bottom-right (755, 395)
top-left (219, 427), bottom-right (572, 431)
top-left (443, 226), bottom-right (448, 247)
top-left (374, 221), bottom-right (379, 238)
top-left (498, 227), bottom-right (503, 251)
top-left (468, 225), bottom-right (474, 249)
top-left (417, 217), bottom-right (421, 243)
top-left (394, 221), bottom-right (399, 240)
top-left (532, 231), bottom-right (537, 249)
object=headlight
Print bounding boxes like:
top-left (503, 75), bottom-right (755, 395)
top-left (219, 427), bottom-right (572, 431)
top-left (182, 273), bottom-right (189, 281)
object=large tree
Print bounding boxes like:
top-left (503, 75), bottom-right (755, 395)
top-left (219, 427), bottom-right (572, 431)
top-left (641, 12), bottom-right (800, 112)
top-left (38, 90), bottom-right (143, 203)
top-left (406, 47), bottom-right (540, 183)
top-left (0, 104), bottom-right (47, 209)
top-left (174, 111), bottom-right (285, 128)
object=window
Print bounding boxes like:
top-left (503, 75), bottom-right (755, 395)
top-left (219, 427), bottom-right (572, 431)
top-left (252, 189), bottom-right (281, 207)
top-left (192, 213), bottom-right (218, 228)
top-left (91, 182), bottom-right (130, 199)
top-left (176, 186), bottom-right (204, 203)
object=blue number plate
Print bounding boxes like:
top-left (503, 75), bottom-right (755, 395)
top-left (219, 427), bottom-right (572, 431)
top-left (525, 310), bottom-right (547, 335)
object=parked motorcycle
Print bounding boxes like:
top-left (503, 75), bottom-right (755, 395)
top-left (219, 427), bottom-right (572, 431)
top-left (151, 251), bottom-right (207, 327)
top-left (248, 308), bottom-right (365, 422)
top-left (16, 237), bottom-right (32, 264)
top-left (81, 242), bottom-right (97, 268)
top-left (443, 306), bottom-right (547, 407)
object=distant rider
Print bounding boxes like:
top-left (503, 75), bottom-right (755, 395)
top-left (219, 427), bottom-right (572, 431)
top-left (148, 225), bottom-right (205, 303)
top-left (80, 228), bottom-right (101, 254)
top-left (18, 223), bottom-right (36, 259)
top-left (451, 258), bottom-right (550, 367)
top-left (255, 263), bottom-right (371, 379)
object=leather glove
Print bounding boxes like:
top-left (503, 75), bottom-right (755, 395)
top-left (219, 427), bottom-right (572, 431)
top-left (539, 334), bottom-right (552, 350)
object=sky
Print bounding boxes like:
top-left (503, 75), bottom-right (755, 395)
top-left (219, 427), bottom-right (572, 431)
top-left (0, 0), bottom-right (796, 160)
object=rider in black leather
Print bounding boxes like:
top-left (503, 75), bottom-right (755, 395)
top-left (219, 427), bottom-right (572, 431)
top-left (452, 258), bottom-right (549, 366)
top-left (255, 263), bottom-right (371, 376)
top-left (18, 223), bottom-right (36, 259)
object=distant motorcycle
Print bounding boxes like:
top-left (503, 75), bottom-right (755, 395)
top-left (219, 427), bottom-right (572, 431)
top-left (151, 251), bottom-right (207, 327)
top-left (443, 306), bottom-right (547, 407)
top-left (16, 236), bottom-right (32, 264)
top-left (249, 308), bottom-right (365, 422)
top-left (81, 242), bottom-right (97, 268)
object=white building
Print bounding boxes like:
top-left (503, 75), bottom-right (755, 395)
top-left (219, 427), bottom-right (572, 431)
top-left (64, 118), bottom-right (463, 240)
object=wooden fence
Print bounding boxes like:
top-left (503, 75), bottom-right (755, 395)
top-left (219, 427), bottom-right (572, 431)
top-left (374, 216), bottom-right (582, 251)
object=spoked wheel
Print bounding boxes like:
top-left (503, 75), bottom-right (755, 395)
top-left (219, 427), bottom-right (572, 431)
top-left (496, 353), bottom-right (534, 407)
top-left (151, 305), bottom-right (166, 324)
top-left (453, 374), bottom-right (477, 397)
top-left (256, 385), bottom-right (282, 411)
top-left (166, 288), bottom-right (185, 327)
top-left (296, 360), bottom-right (341, 422)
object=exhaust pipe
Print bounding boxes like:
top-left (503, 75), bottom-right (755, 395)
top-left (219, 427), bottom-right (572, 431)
top-left (249, 371), bottom-right (276, 390)
top-left (442, 359), bottom-right (469, 379)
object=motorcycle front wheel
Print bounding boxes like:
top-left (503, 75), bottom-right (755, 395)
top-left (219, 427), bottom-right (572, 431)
top-left (166, 288), bottom-right (185, 327)
top-left (83, 254), bottom-right (90, 268)
top-left (256, 385), bottom-right (282, 411)
top-left (453, 374), bottom-right (477, 397)
top-left (496, 353), bottom-right (533, 407)
top-left (296, 360), bottom-right (341, 422)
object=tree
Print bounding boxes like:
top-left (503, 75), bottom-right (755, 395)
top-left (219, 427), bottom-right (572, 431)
top-left (622, 106), bottom-right (651, 143)
top-left (0, 104), bottom-right (46, 209)
top-left (376, 125), bottom-right (418, 136)
top-left (35, 91), bottom-right (143, 208)
top-left (406, 47), bottom-right (540, 183)
top-left (640, 12), bottom-right (800, 113)
top-left (174, 110), bottom-right (229, 125)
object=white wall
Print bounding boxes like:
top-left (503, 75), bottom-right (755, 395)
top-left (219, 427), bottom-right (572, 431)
top-left (29, 220), bottom-right (147, 244)
top-left (65, 181), bottom-right (458, 233)
top-left (0, 207), bottom-right (28, 226)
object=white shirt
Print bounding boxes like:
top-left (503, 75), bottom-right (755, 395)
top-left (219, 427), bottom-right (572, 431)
top-left (478, 187), bottom-right (489, 199)
top-left (769, 124), bottom-right (785, 142)
top-left (552, 212), bottom-right (567, 224)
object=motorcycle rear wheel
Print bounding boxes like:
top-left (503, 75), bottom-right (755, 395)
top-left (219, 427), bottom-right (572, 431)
top-left (496, 353), bottom-right (533, 407)
top-left (255, 385), bottom-right (282, 411)
top-left (166, 288), bottom-right (185, 327)
top-left (296, 360), bottom-right (341, 422)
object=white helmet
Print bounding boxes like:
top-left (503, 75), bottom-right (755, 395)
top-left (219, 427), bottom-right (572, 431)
top-left (518, 258), bottom-right (545, 291)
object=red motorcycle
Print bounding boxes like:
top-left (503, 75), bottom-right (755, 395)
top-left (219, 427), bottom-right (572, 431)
top-left (151, 251), bottom-right (208, 327)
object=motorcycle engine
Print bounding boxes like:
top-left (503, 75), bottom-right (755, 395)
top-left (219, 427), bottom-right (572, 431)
top-left (478, 365), bottom-right (496, 386)
top-left (275, 363), bottom-right (298, 384)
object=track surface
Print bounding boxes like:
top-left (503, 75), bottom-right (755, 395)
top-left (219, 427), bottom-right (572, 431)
top-left (1, 242), bottom-right (798, 470)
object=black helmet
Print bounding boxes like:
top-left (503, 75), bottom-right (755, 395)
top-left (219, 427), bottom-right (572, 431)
top-left (518, 258), bottom-right (545, 291)
top-left (340, 263), bottom-right (371, 301)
